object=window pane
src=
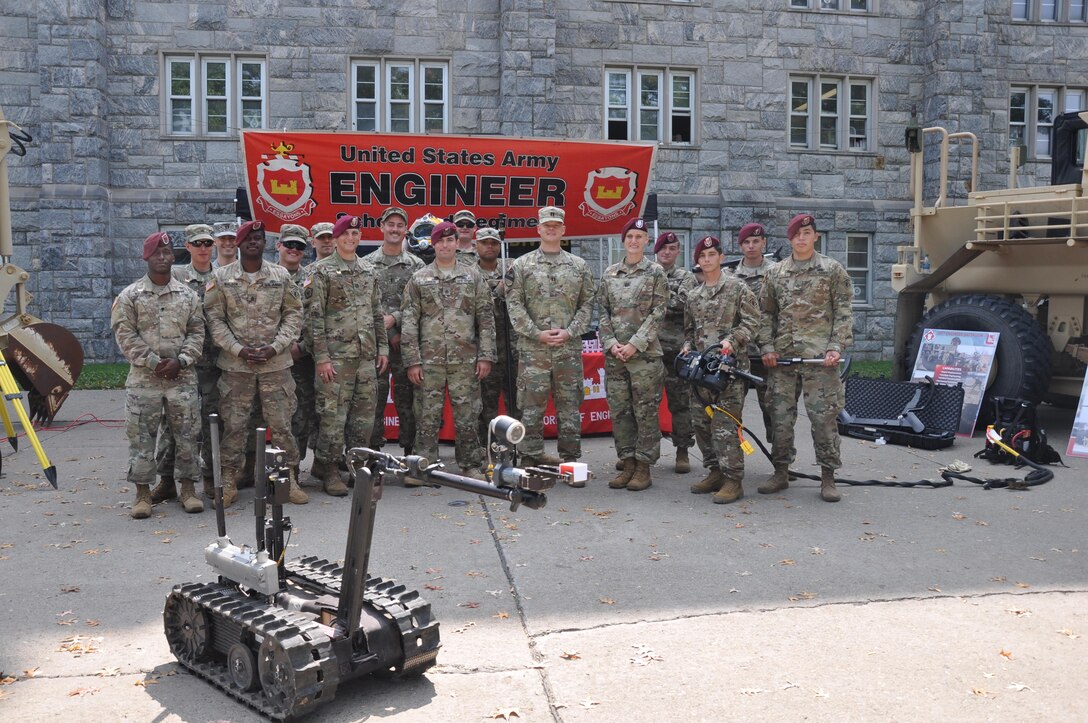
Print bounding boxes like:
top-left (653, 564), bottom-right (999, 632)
top-left (171, 101), bottom-right (192, 133)
top-left (241, 101), bottom-right (262, 129)
top-left (672, 75), bottom-right (691, 110)
top-left (1066, 90), bottom-right (1084, 113)
top-left (389, 66), bottom-right (411, 101)
top-left (1009, 91), bottom-right (1027, 124)
top-left (640, 110), bottom-right (659, 140)
top-left (170, 62), bottom-right (191, 96)
top-left (850, 0), bottom-right (868, 9)
top-left (1036, 126), bottom-right (1052, 157)
top-left (390, 103), bottom-right (410, 133)
top-left (1072, 0), bottom-right (1086, 21)
top-left (356, 102), bottom-right (376, 131)
top-left (791, 81), bottom-right (809, 113)
top-left (424, 66), bottom-right (445, 101)
top-left (640, 74), bottom-right (659, 108)
top-left (207, 99), bottom-right (227, 133)
top-left (849, 272), bottom-right (868, 303)
top-left (849, 84), bottom-right (867, 116)
top-left (820, 116), bottom-right (838, 147)
top-left (790, 115), bottom-right (808, 146)
top-left (1012, 0), bottom-right (1028, 18)
top-left (790, 0), bottom-right (809, 6)
top-left (820, 82), bottom-right (838, 114)
top-left (205, 62), bottom-right (226, 96)
top-left (820, 0), bottom-right (839, 7)
top-left (240, 62), bottom-right (262, 97)
top-left (1037, 90), bottom-right (1055, 124)
top-left (671, 115), bottom-right (691, 143)
top-left (1040, 0), bottom-right (1056, 19)
top-left (608, 119), bottom-right (629, 141)
top-left (356, 65), bottom-right (376, 99)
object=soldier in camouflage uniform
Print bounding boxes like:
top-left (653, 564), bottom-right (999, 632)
top-left (599, 218), bottom-right (668, 492)
top-left (204, 220), bottom-right (308, 507)
top-left (112, 232), bottom-right (205, 519)
top-left (683, 236), bottom-right (761, 504)
top-left (732, 223), bottom-right (777, 444)
top-left (309, 221), bottom-right (336, 263)
top-left (276, 224), bottom-right (316, 468)
top-left (403, 222), bottom-right (496, 479)
top-left (153, 224), bottom-right (221, 505)
top-left (307, 215), bottom-right (389, 495)
top-left (653, 231), bottom-right (698, 474)
top-left (758, 214), bottom-right (853, 503)
top-left (365, 207), bottom-right (425, 452)
top-left (507, 206), bottom-right (596, 468)
top-left (475, 226), bottom-right (519, 443)
top-left (212, 221), bottom-right (238, 268)
top-left (452, 209), bottom-right (480, 266)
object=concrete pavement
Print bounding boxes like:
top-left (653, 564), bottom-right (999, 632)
top-left (0, 389), bottom-right (1084, 721)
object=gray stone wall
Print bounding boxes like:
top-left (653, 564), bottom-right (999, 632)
top-left (3, 0), bottom-right (1086, 362)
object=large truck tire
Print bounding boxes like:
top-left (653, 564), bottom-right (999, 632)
top-left (907, 294), bottom-right (1053, 420)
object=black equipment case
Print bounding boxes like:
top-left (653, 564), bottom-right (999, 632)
top-left (837, 376), bottom-right (964, 450)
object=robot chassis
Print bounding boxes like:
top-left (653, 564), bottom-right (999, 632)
top-left (163, 415), bottom-right (566, 720)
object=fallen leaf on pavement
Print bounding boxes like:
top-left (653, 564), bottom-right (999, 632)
top-left (85, 620), bottom-right (100, 627)
top-left (781, 681), bottom-right (800, 690)
top-left (952, 513), bottom-right (967, 520)
top-left (579, 699), bottom-right (599, 709)
top-left (67, 687), bottom-right (100, 697)
top-left (599, 597), bottom-right (616, 605)
top-left (493, 612), bottom-right (509, 619)
top-left (928, 586), bottom-right (942, 593)
top-left (971, 687), bottom-right (990, 696)
top-left (57, 619), bottom-right (77, 626)
top-left (1006, 609), bottom-right (1031, 618)
top-left (999, 649), bottom-right (1014, 660)
top-left (629, 644), bottom-right (662, 666)
top-left (0, 676), bottom-right (15, 685)
top-left (789, 591), bottom-right (817, 601)
top-left (487, 708), bottom-right (520, 719)
top-left (58, 635), bottom-right (100, 656)
top-left (560, 651), bottom-right (580, 660)
top-left (466, 570), bottom-right (487, 578)
top-left (814, 689), bottom-right (829, 698)
top-left (1015, 582), bottom-right (1031, 589)
top-left (452, 622), bottom-right (475, 634)
top-left (458, 601), bottom-right (480, 609)
top-left (60, 586), bottom-right (80, 594)
top-left (579, 556), bottom-right (594, 561)
top-left (94, 667), bottom-right (120, 677)
top-left (991, 576), bottom-right (1007, 583)
top-left (1007, 682), bottom-right (1034, 692)
top-left (1058, 628), bottom-right (1081, 639)
top-left (739, 688), bottom-right (766, 695)
top-left (22, 667), bottom-right (39, 678)
top-left (424, 584), bottom-right (443, 591)
top-left (134, 678), bottom-right (158, 687)
top-left (777, 559), bottom-right (796, 566)
top-left (809, 547), bottom-right (824, 555)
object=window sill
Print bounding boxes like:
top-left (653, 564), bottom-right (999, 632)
top-left (1010, 19), bottom-right (1088, 26)
top-left (851, 303), bottom-right (876, 310)
top-left (787, 7), bottom-right (874, 16)
top-left (787, 147), bottom-right (879, 157)
top-left (160, 134), bottom-right (246, 141)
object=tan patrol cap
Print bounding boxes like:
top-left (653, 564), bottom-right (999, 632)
top-left (279, 224), bottom-right (310, 245)
top-left (184, 224), bottom-right (214, 244)
top-left (538, 206), bottom-right (564, 224)
top-left (310, 221), bottom-right (334, 238)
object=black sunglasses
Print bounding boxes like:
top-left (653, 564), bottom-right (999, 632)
top-left (455, 222), bottom-right (475, 229)
top-left (189, 239), bottom-right (214, 248)
top-left (282, 240), bottom-right (307, 251)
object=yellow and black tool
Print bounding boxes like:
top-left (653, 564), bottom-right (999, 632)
top-left (0, 387), bottom-right (16, 451)
top-left (0, 349), bottom-right (56, 487)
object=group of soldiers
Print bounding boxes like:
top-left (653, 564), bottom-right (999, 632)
top-left (111, 202), bottom-right (852, 520)
top-left (599, 213), bottom-right (853, 502)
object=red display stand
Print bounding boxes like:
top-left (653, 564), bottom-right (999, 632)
top-left (382, 352), bottom-right (673, 441)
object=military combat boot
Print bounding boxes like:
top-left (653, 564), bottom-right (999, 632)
top-left (820, 468), bottom-right (841, 502)
top-left (202, 476), bottom-right (215, 500)
top-left (627, 461), bottom-right (652, 491)
top-left (689, 467), bottom-right (724, 494)
top-left (674, 447), bottom-right (691, 474)
top-left (609, 458), bottom-right (635, 489)
top-left (150, 476), bottom-right (177, 503)
top-left (712, 478), bottom-right (744, 504)
top-left (178, 480), bottom-right (205, 513)
top-left (526, 452), bottom-right (561, 466)
top-left (238, 452), bottom-right (255, 489)
top-left (131, 484), bottom-right (152, 519)
top-left (758, 465), bottom-right (790, 495)
top-left (221, 469), bottom-right (239, 508)
top-left (310, 459), bottom-right (334, 483)
top-left (323, 468), bottom-right (349, 497)
top-left (287, 468), bottom-right (309, 505)
top-left (614, 459), bottom-right (625, 471)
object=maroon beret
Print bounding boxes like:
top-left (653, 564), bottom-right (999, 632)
top-left (143, 232), bottom-right (172, 260)
top-left (738, 223), bottom-right (766, 244)
top-left (620, 217), bottom-right (650, 238)
top-left (236, 220), bottom-right (265, 245)
top-left (693, 235), bottom-right (721, 264)
top-left (787, 214), bottom-right (816, 240)
top-left (332, 214), bottom-right (361, 237)
top-left (430, 220), bottom-right (457, 243)
top-left (653, 231), bottom-right (679, 254)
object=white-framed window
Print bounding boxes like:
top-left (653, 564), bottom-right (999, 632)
top-left (845, 233), bottom-right (873, 306)
top-left (1009, 85), bottom-right (1087, 158)
top-left (791, 0), bottom-right (872, 10)
top-left (164, 55), bottom-right (266, 136)
top-left (789, 75), bottom-right (874, 152)
top-left (351, 59), bottom-right (449, 133)
top-left (605, 67), bottom-right (696, 145)
top-left (1013, 0), bottom-right (1086, 21)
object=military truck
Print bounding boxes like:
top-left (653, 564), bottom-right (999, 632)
top-left (891, 111), bottom-right (1088, 414)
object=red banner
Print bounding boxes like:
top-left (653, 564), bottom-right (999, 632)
top-left (240, 131), bottom-right (657, 240)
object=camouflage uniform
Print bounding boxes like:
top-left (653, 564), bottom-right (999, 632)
top-left (204, 261), bottom-right (304, 476)
top-left (111, 275), bottom-right (204, 486)
top-left (597, 258), bottom-right (668, 465)
top-left (307, 253), bottom-right (388, 467)
top-left (733, 257), bottom-right (778, 442)
top-left (287, 265), bottom-right (317, 459)
top-left (759, 253), bottom-right (853, 471)
top-left (477, 258), bottom-right (519, 442)
top-left (155, 263), bottom-right (220, 484)
top-left (507, 249), bottom-right (595, 460)
top-left (659, 262), bottom-right (698, 451)
top-left (402, 262), bottom-right (496, 470)
top-left (684, 275), bottom-right (761, 481)
top-left (456, 248), bottom-right (480, 266)
top-left (364, 248), bottom-right (425, 449)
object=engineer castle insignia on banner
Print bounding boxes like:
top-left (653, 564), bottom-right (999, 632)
top-left (580, 166), bottom-right (638, 222)
top-left (255, 141), bottom-right (318, 222)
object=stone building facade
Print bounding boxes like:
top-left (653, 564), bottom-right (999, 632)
top-left (3, 0), bottom-right (1085, 361)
